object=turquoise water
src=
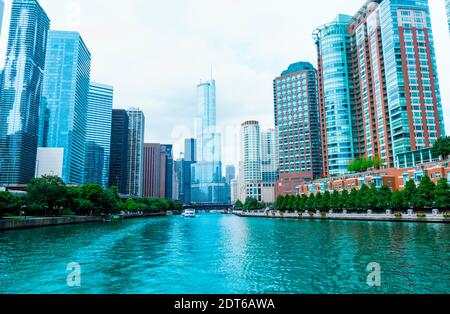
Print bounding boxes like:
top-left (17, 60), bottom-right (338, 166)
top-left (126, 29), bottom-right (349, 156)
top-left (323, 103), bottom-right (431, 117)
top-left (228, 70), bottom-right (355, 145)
top-left (0, 214), bottom-right (448, 294)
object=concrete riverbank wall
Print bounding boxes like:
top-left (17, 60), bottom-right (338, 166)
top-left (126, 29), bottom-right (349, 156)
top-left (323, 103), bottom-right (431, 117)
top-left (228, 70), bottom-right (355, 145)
top-left (235, 211), bottom-right (449, 224)
top-left (0, 212), bottom-right (168, 231)
top-left (0, 216), bottom-right (103, 231)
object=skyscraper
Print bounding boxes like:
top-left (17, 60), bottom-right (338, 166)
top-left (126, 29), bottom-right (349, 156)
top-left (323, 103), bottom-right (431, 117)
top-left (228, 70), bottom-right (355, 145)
top-left (191, 80), bottom-right (226, 204)
top-left (160, 144), bottom-right (173, 199)
top-left (314, 0), bottom-right (445, 173)
top-left (184, 138), bottom-right (196, 162)
top-left (109, 109), bottom-right (129, 194)
top-left (84, 82), bottom-right (113, 187)
top-left (240, 121), bottom-right (262, 201)
top-left (273, 62), bottom-right (322, 195)
top-left (225, 165), bottom-right (236, 184)
top-left (447, 0), bottom-right (450, 34)
top-left (126, 108), bottom-right (145, 197)
top-left (143, 143), bottom-right (161, 198)
top-left (0, 0), bottom-right (4, 40)
top-left (0, 0), bottom-right (50, 185)
top-left (39, 31), bottom-right (91, 185)
top-left (238, 121), bottom-right (276, 203)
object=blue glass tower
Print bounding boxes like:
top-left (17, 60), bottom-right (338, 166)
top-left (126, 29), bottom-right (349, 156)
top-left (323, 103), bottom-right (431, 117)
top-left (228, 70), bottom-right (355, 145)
top-left (0, 0), bottom-right (50, 185)
top-left (0, 0), bottom-right (4, 40)
top-left (84, 82), bottom-right (113, 187)
top-left (191, 80), bottom-right (227, 204)
top-left (39, 31), bottom-right (91, 185)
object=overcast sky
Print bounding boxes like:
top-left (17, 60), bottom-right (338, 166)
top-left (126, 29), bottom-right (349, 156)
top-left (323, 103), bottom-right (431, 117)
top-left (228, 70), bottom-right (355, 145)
top-left (0, 0), bottom-right (449, 168)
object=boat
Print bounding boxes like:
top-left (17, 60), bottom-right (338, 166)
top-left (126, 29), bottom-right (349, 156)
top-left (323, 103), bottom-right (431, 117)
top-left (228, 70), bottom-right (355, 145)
top-left (182, 209), bottom-right (196, 218)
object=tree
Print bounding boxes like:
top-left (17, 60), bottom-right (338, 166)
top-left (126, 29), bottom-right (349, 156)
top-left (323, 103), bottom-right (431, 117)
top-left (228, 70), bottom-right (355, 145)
top-left (391, 190), bottom-right (408, 212)
top-left (0, 191), bottom-right (20, 218)
top-left (404, 179), bottom-right (417, 209)
top-left (431, 136), bottom-right (450, 160)
top-left (78, 184), bottom-right (116, 214)
top-left (414, 176), bottom-right (435, 210)
top-left (243, 197), bottom-right (259, 211)
top-left (306, 194), bottom-right (315, 211)
top-left (27, 176), bottom-right (67, 216)
top-left (320, 190), bottom-right (331, 211)
top-left (434, 179), bottom-right (450, 210)
top-left (373, 155), bottom-right (383, 169)
top-left (234, 200), bottom-right (244, 209)
top-left (374, 185), bottom-right (392, 212)
top-left (340, 190), bottom-right (349, 211)
top-left (275, 195), bottom-right (286, 211)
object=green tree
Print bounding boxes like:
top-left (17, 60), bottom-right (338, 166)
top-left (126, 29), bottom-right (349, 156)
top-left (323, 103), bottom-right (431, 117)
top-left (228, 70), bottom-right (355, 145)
top-left (320, 191), bottom-right (331, 211)
top-left (234, 200), bottom-right (244, 209)
top-left (78, 184), bottom-right (116, 214)
top-left (391, 190), bottom-right (408, 211)
top-left (243, 197), bottom-right (259, 211)
top-left (0, 191), bottom-right (20, 218)
top-left (404, 179), bottom-right (417, 210)
top-left (340, 190), bottom-right (349, 211)
top-left (431, 136), bottom-right (450, 160)
top-left (275, 195), bottom-right (286, 211)
top-left (314, 193), bottom-right (323, 211)
top-left (27, 176), bottom-right (67, 216)
top-left (413, 176), bottom-right (435, 210)
top-left (374, 185), bottom-right (392, 212)
top-left (306, 194), bottom-right (315, 211)
top-left (434, 179), bottom-right (450, 210)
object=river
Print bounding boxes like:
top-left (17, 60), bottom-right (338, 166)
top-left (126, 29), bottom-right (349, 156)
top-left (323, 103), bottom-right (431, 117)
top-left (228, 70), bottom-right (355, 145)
top-left (0, 214), bottom-right (448, 294)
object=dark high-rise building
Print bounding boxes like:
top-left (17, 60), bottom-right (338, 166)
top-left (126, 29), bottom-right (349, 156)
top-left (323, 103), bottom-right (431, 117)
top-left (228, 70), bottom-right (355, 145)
top-left (184, 138), bottom-right (196, 162)
top-left (161, 144), bottom-right (173, 199)
top-left (0, 0), bottom-right (50, 185)
top-left (109, 110), bottom-right (129, 194)
top-left (273, 62), bottom-right (322, 196)
top-left (143, 143), bottom-right (161, 198)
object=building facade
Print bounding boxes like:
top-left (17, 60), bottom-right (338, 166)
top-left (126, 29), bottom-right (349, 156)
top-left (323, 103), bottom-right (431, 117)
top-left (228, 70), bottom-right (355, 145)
top-left (108, 109), bottom-right (129, 194)
top-left (238, 121), bottom-right (276, 203)
top-left (160, 144), bottom-right (173, 199)
top-left (274, 62), bottom-right (322, 196)
top-left (225, 165), bottom-right (236, 184)
top-left (447, 0), bottom-right (450, 34)
top-left (0, 0), bottom-right (50, 185)
top-left (84, 82), bottom-right (113, 187)
top-left (126, 108), bottom-right (145, 197)
top-left (0, 0), bottom-right (4, 40)
top-left (143, 143), bottom-right (161, 198)
top-left (191, 80), bottom-right (227, 204)
top-left (39, 31), bottom-right (91, 186)
top-left (314, 0), bottom-right (445, 176)
top-left (184, 138), bottom-right (196, 162)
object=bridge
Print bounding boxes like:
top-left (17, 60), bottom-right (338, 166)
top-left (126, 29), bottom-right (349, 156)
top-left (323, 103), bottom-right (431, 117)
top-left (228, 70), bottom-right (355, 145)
top-left (183, 204), bottom-right (232, 211)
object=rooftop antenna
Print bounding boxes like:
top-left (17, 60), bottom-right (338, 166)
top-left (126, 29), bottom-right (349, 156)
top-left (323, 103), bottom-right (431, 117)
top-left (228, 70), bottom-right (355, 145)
top-left (210, 64), bottom-right (213, 80)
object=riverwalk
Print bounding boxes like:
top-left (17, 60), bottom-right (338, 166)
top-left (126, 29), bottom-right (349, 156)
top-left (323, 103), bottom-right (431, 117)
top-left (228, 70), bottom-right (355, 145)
top-left (234, 210), bottom-right (449, 224)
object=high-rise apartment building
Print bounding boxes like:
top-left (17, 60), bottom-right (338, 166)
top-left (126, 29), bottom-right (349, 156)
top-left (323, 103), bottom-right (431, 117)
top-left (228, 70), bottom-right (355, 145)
top-left (239, 121), bottom-right (276, 203)
top-left (273, 62), bottom-right (322, 195)
top-left (84, 82), bottom-right (113, 187)
top-left (126, 108), bottom-right (145, 197)
top-left (39, 31), bottom-right (91, 185)
top-left (0, 0), bottom-right (50, 185)
top-left (109, 109), bottom-right (129, 194)
top-left (314, 0), bottom-right (445, 174)
top-left (191, 80), bottom-right (227, 204)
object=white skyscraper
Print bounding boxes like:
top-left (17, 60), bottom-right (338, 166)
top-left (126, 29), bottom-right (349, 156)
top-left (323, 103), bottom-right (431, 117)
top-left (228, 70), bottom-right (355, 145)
top-left (238, 121), bottom-right (275, 203)
top-left (126, 108), bottom-right (145, 197)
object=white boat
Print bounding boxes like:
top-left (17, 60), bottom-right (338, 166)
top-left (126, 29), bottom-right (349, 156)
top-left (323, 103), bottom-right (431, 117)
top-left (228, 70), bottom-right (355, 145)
top-left (182, 209), bottom-right (196, 218)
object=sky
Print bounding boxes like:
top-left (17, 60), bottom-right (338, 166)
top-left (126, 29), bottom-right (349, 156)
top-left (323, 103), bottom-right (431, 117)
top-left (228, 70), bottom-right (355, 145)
top-left (0, 0), bottom-right (449, 169)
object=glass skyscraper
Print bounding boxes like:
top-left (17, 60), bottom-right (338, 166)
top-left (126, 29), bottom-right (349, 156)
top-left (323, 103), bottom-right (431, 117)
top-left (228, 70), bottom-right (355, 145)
top-left (84, 82), bottom-right (113, 187)
top-left (126, 108), bottom-right (145, 197)
top-left (108, 109), bottom-right (129, 194)
top-left (39, 31), bottom-right (91, 185)
top-left (314, 0), bottom-right (445, 173)
top-left (0, 0), bottom-right (50, 185)
top-left (314, 16), bottom-right (355, 177)
top-left (191, 80), bottom-right (227, 204)
top-left (0, 0), bottom-right (4, 40)
top-left (447, 0), bottom-right (450, 34)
